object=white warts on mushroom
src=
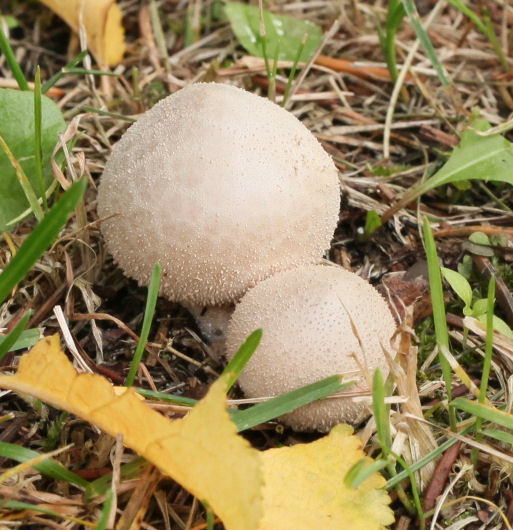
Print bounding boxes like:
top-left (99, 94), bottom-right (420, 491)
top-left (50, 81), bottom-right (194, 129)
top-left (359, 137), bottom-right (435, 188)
top-left (225, 264), bottom-right (397, 432)
top-left (98, 83), bottom-right (340, 320)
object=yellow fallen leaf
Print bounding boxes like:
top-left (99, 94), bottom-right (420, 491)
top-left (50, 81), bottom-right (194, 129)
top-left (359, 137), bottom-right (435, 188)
top-left (0, 335), bottom-right (263, 530)
top-left (40, 0), bottom-right (125, 66)
top-left (0, 336), bottom-right (393, 529)
top-left (260, 424), bottom-right (394, 529)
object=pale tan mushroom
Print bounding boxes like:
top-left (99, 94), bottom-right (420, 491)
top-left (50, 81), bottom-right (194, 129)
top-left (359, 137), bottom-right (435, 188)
top-left (225, 264), bottom-right (396, 432)
top-left (98, 83), bottom-right (340, 314)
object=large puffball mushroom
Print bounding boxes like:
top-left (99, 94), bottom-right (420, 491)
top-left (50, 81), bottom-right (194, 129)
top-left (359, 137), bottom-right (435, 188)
top-left (225, 264), bottom-right (396, 432)
top-left (98, 83), bottom-right (340, 309)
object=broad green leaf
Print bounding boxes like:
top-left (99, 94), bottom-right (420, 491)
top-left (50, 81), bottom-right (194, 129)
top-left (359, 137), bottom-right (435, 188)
top-left (476, 314), bottom-right (513, 338)
top-left (224, 2), bottom-right (322, 62)
top-left (421, 119), bottom-right (513, 195)
top-left (441, 267), bottom-right (473, 309)
top-left (0, 89), bottom-right (65, 230)
top-left (0, 326), bottom-right (39, 360)
top-left (472, 298), bottom-right (488, 316)
top-left (469, 232), bottom-right (491, 246)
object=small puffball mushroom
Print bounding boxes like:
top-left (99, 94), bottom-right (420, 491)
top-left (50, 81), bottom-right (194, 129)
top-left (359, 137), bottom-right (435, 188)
top-left (225, 264), bottom-right (396, 432)
top-left (98, 83), bottom-right (340, 307)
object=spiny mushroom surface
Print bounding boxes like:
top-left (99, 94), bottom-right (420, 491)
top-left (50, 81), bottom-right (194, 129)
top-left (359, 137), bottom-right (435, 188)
top-left (98, 83), bottom-right (340, 306)
top-left (225, 264), bottom-right (396, 432)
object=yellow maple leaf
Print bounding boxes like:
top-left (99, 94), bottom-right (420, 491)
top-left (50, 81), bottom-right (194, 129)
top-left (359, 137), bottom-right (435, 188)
top-left (260, 424), bottom-right (394, 529)
top-left (0, 336), bottom-right (393, 529)
top-left (40, 0), bottom-right (125, 66)
top-left (0, 335), bottom-right (262, 530)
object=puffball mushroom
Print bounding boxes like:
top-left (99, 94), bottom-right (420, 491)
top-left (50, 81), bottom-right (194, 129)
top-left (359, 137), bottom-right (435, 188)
top-left (225, 264), bottom-right (396, 432)
top-left (98, 83), bottom-right (340, 309)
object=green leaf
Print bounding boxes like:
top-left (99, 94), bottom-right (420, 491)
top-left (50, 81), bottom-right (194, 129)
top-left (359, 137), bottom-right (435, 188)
top-left (0, 315), bottom-right (36, 362)
top-left (0, 89), bottom-right (66, 230)
top-left (476, 313), bottom-right (513, 338)
top-left (231, 375), bottom-right (353, 432)
top-left (471, 298), bottom-right (488, 316)
top-left (0, 441), bottom-right (88, 488)
top-left (0, 179), bottom-right (87, 305)
top-left (441, 267), bottom-right (473, 309)
top-left (364, 210), bottom-right (382, 237)
top-left (422, 120), bottom-right (513, 195)
top-left (469, 231), bottom-right (491, 246)
top-left (224, 2), bottom-right (322, 62)
top-left (222, 329), bottom-right (262, 391)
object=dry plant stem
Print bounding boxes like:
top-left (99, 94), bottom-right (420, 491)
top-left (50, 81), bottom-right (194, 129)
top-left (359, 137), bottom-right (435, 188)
top-left (433, 225), bottom-right (513, 238)
top-left (117, 465), bottom-right (162, 530)
top-left (383, 1), bottom-right (446, 160)
top-left (394, 309), bottom-right (437, 489)
top-left (108, 433), bottom-right (123, 529)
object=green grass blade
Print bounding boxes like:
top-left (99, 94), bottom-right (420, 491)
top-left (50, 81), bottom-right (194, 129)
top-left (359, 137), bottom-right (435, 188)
top-left (85, 457), bottom-right (149, 501)
top-left (423, 217), bottom-right (456, 430)
top-left (478, 276), bottom-right (496, 405)
top-left (386, 426), bottom-right (473, 489)
top-left (0, 179), bottom-right (87, 305)
top-left (0, 441), bottom-right (88, 488)
top-left (381, 0), bottom-right (405, 82)
top-left (479, 428), bottom-right (513, 445)
top-left (282, 33), bottom-right (307, 107)
top-left (125, 263), bottom-right (162, 386)
top-left (33, 66), bottom-right (47, 212)
top-left (135, 388), bottom-right (197, 406)
top-left (344, 457), bottom-right (390, 488)
top-left (222, 329), bottom-right (262, 391)
top-left (231, 375), bottom-right (353, 432)
top-left (0, 310), bottom-right (32, 361)
top-left (445, 0), bottom-right (486, 33)
top-left (0, 499), bottom-right (66, 518)
top-left (372, 368), bottom-right (391, 456)
top-left (401, 0), bottom-right (449, 86)
top-left (0, 132), bottom-right (44, 223)
top-left (452, 398), bottom-right (513, 430)
top-left (95, 489), bottom-right (114, 530)
top-left (42, 50), bottom-right (88, 93)
top-left (0, 20), bottom-right (29, 90)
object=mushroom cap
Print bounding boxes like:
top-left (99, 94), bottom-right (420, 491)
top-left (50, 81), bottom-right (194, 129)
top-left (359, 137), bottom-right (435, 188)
top-left (98, 83), bottom-right (340, 305)
top-left (225, 264), bottom-right (396, 432)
